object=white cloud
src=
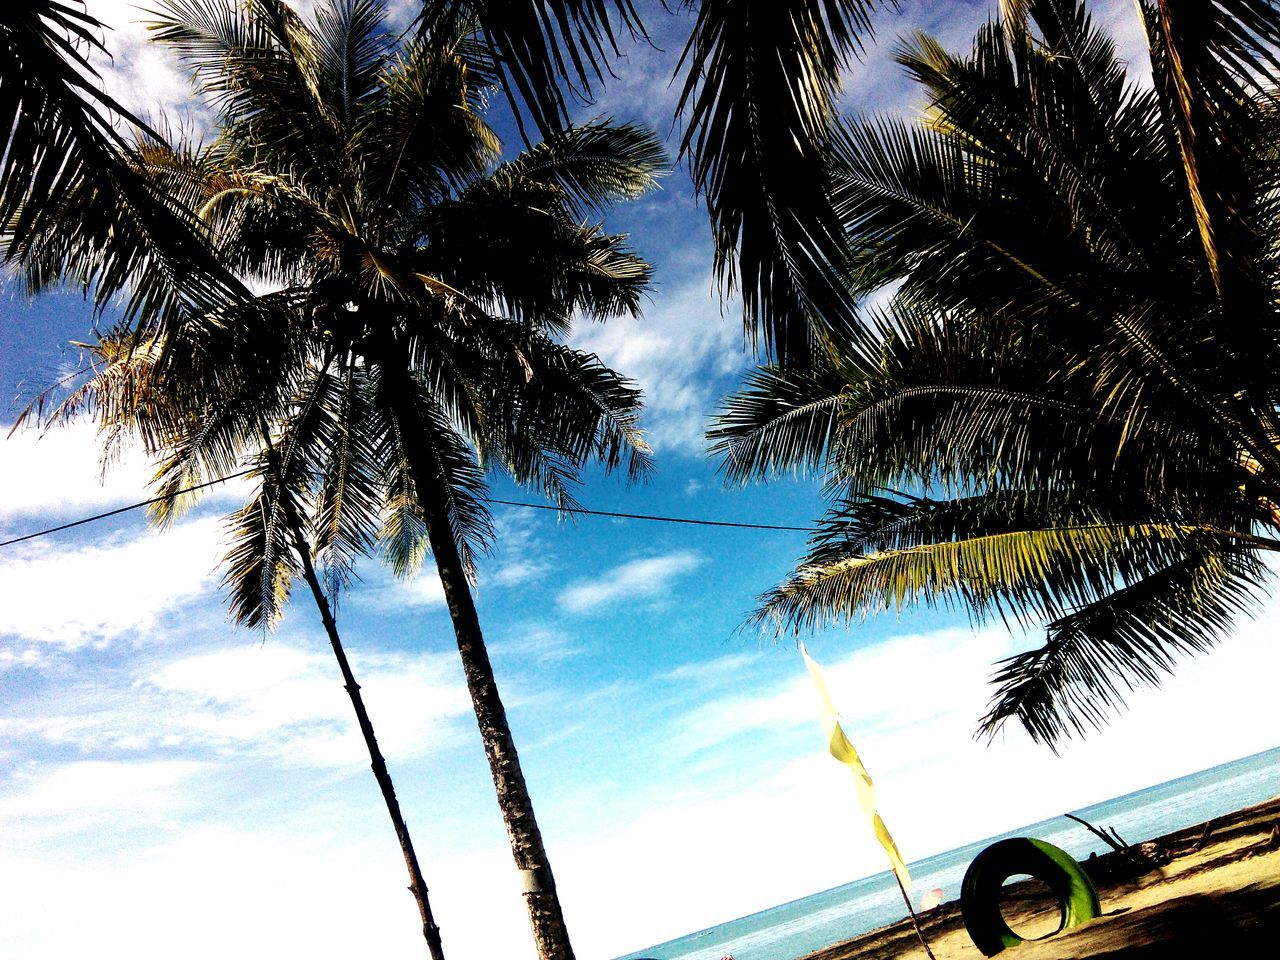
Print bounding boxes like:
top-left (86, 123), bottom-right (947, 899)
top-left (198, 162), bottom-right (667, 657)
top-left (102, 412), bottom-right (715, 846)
top-left (548, 606), bottom-right (1280, 960)
top-left (571, 272), bottom-right (747, 455)
top-left (87, 0), bottom-right (210, 128)
top-left (6, 596), bottom-right (1279, 960)
top-left (0, 517), bottom-right (224, 648)
top-left (4, 640), bottom-right (472, 768)
top-left (557, 550), bottom-right (703, 615)
top-left (356, 572), bottom-right (448, 609)
top-left (145, 641), bottom-right (471, 765)
top-left (0, 419), bottom-right (156, 519)
top-left (488, 559), bottom-right (550, 588)
top-left (0, 417), bottom-right (251, 522)
top-left (0, 759), bottom-right (204, 823)
top-left (0, 807), bottom-right (434, 960)
top-left (0, 647), bottom-right (43, 672)
top-left (489, 626), bottom-right (582, 665)
top-left (661, 650), bottom-right (765, 684)
top-left (483, 508), bottom-right (554, 587)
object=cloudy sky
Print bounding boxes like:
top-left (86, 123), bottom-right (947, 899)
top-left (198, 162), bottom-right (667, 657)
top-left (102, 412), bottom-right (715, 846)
top-left (2, 3), bottom-right (1277, 960)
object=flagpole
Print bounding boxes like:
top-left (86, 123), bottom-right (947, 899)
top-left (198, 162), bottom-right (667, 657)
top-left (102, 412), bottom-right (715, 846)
top-left (893, 871), bottom-right (938, 960)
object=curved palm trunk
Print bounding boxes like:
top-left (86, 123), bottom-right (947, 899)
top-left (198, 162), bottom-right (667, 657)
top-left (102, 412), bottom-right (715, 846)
top-left (291, 523), bottom-right (448, 960)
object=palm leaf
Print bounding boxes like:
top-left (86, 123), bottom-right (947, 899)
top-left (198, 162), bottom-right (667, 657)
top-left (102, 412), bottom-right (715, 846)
top-left (417, 0), bottom-right (645, 138)
top-left (980, 544), bottom-right (1270, 746)
top-left (222, 452), bottom-right (306, 628)
top-left (675, 0), bottom-right (882, 364)
top-left (499, 120), bottom-right (667, 217)
top-left (709, 359), bottom-right (852, 484)
top-left (756, 522), bottom-right (1227, 634)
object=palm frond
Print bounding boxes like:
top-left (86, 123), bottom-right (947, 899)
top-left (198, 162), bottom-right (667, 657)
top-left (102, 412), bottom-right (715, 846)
top-left (483, 329), bottom-right (653, 484)
top-left (365, 36), bottom-right (499, 210)
top-left (1, 3), bottom-right (254, 330)
top-left (374, 366), bottom-right (494, 576)
top-left (675, 0), bottom-right (882, 364)
top-left (149, 0), bottom-right (349, 189)
top-left (709, 359), bottom-right (852, 484)
top-left (1137, 0), bottom-right (1280, 299)
top-left (418, 0), bottom-right (645, 138)
top-left (756, 522), bottom-right (1225, 635)
top-left (311, 362), bottom-right (384, 596)
top-left (311, 0), bottom-right (390, 132)
top-left (424, 172), bottom-right (651, 332)
top-left (500, 120), bottom-right (667, 217)
top-left (222, 452), bottom-right (306, 628)
top-left (980, 544), bottom-right (1270, 746)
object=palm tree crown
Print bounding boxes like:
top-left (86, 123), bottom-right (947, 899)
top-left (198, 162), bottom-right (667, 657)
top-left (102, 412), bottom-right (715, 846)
top-left (713, 0), bottom-right (1280, 748)
top-left (419, 0), bottom-right (887, 365)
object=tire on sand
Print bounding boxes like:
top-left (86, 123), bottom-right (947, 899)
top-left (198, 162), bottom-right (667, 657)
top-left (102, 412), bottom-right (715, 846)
top-left (960, 837), bottom-right (1101, 956)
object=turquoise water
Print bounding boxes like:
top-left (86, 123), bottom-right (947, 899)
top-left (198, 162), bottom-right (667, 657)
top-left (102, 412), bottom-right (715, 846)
top-left (615, 746), bottom-right (1280, 960)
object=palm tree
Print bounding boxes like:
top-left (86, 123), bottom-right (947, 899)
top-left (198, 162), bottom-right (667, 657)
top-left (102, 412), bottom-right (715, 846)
top-left (0, 2), bottom-right (251, 335)
top-left (47, 333), bottom-right (451, 960)
top-left (56, 2), bottom-right (664, 957)
top-left (418, 0), bottom-right (887, 365)
top-left (711, 0), bottom-right (1280, 748)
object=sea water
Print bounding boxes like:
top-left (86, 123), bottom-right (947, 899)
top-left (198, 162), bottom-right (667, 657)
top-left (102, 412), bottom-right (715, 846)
top-left (614, 745), bottom-right (1280, 960)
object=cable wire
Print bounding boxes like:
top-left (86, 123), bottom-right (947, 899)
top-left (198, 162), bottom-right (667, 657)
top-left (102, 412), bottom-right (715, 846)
top-left (485, 498), bottom-right (810, 531)
top-left (0, 471), bottom-right (813, 549)
top-left (0, 470), bottom-right (256, 548)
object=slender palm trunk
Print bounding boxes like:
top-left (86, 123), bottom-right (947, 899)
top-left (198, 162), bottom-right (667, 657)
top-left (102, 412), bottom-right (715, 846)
top-left (415, 489), bottom-right (576, 960)
top-left (379, 369), bottom-right (575, 960)
top-left (291, 523), bottom-right (447, 960)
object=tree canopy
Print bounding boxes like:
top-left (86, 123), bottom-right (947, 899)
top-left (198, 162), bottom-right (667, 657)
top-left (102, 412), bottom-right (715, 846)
top-left (714, 0), bottom-right (1280, 747)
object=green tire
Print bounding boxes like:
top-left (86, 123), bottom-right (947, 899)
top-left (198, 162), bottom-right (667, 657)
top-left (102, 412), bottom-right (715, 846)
top-left (959, 837), bottom-right (1101, 956)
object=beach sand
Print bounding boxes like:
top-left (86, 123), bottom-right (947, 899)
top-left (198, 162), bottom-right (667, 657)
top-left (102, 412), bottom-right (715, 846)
top-left (801, 795), bottom-right (1280, 960)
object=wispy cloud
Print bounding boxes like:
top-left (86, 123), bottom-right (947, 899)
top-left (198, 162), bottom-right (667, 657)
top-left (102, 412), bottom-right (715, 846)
top-left (0, 517), bottom-right (224, 648)
top-left (489, 625), bottom-right (583, 665)
top-left (89, 0), bottom-right (212, 129)
top-left (661, 627), bottom-right (1010, 761)
top-left (557, 550), bottom-right (703, 615)
top-left (144, 641), bottom-right (471, 765)
top-left (0, 417), bottom-right (251, 521)
top-left (1, 419), bottom-right (157, 520)
top-left (571, 271), bottom-right (747, 456)
top-left (0, 759), bottom-right (205, 824)
top-left (661, 650), bottom-right (766, 685)
top-left (488, 559), bottom-right (550, 587)
top-left (4, 639), bottom-right (471, 768)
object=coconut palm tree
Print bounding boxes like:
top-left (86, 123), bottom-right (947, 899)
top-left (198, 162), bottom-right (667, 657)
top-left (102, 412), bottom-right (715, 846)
top-left (48, 331), bottom-right (452, 958)
top-left (418, 0), bottom-right (887, 365)
top-left (52, 3), bottom-right (664, 958)
top-left (0, 2), bottom-right (250, 333)
top-left (712, 0), bottom-right (1280, 748)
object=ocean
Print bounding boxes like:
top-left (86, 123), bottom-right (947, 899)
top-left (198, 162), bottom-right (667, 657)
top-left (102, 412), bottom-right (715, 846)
top-left (614, 745), bottom-right (1280, 960)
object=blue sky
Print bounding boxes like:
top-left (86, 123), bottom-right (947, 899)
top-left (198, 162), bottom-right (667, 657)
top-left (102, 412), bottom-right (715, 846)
top-left (1, 3), bottom-right (1278, 959)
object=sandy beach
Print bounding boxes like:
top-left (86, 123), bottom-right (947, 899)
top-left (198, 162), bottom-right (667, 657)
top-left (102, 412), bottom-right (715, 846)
top-left (801, 795), bottom-right (1280, 960)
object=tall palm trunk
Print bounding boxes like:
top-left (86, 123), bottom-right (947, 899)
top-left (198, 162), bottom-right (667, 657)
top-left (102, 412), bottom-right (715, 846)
top-left (291, 522), bottom-right (448, 960)
top-left (383, 368), bottom-right (576, 960)
top-left (417, 491), bottom-right (575, 960)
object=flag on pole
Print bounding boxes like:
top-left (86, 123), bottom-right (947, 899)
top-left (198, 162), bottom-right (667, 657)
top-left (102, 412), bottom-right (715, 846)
top-left (801, 643), bottom-right (912, 892)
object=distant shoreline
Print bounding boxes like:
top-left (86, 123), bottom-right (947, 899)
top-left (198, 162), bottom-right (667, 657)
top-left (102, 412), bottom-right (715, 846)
top-left (800, 793), bottom-right (1280, 960)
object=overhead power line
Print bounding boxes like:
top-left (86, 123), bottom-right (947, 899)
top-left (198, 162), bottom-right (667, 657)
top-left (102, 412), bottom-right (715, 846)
top-left (0, 469), bottom-right (256, 548)
top-left (485, 498), bottom-right (811, 532)
top-left (0, 472), bottom-right (813, 550)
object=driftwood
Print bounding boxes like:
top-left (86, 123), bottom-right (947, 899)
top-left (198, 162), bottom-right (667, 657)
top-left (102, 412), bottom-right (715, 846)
top-left (1067, 813), bottom-right (1171, 883)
